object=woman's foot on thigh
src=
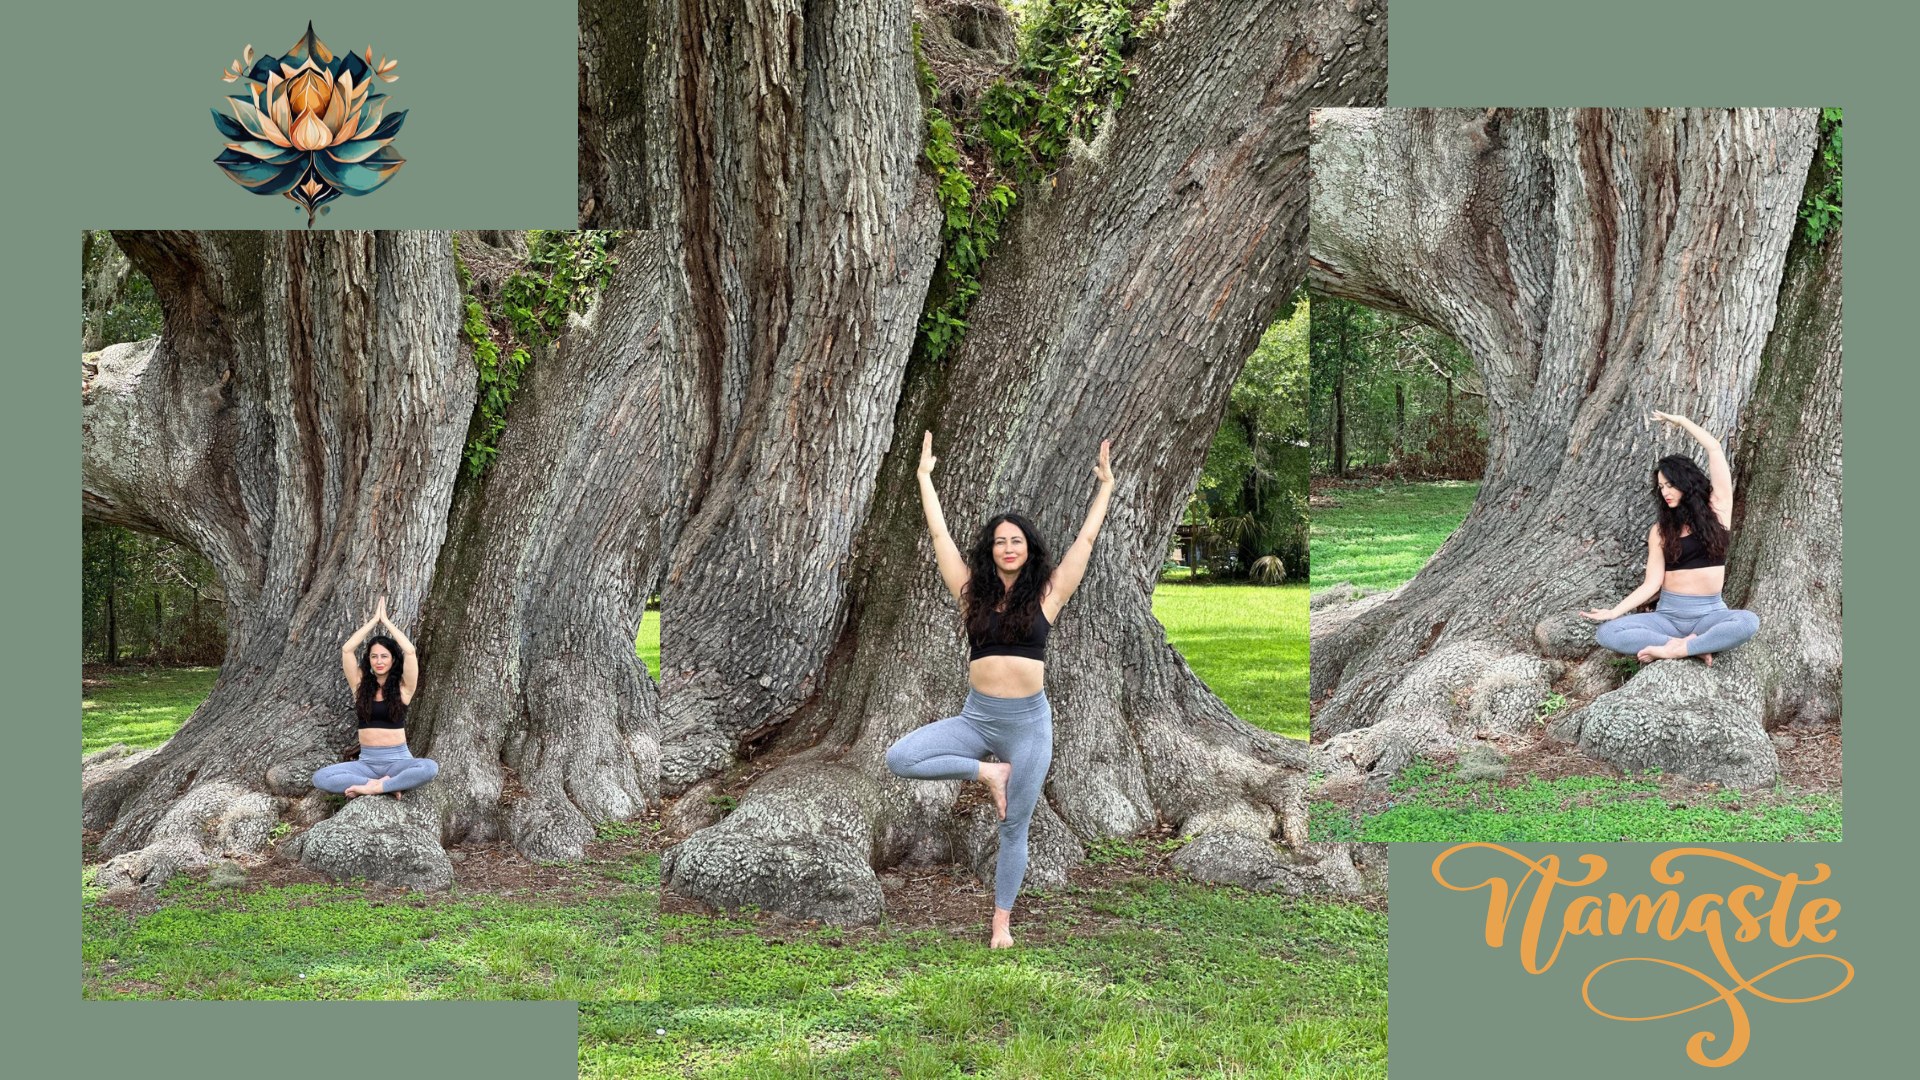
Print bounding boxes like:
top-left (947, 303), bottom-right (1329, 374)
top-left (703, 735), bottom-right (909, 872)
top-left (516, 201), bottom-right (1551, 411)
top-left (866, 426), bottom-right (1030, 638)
top-left (343, 776), bottom-right (387, 797)
top-left (978, 761), bottom-right (1011, 821)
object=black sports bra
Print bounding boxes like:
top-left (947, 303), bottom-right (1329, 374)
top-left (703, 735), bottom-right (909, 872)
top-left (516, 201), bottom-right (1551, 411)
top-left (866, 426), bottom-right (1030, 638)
top-left (358, 695), bottom-right (405, 730)
top-left (1666, 530), bottom-right (1725, 571)
top-left (969, 607), bottom-right (1051, 663)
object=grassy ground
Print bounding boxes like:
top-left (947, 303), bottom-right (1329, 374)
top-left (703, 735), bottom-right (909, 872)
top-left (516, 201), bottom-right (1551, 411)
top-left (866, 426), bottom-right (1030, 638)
top-left (1308, 480), bottom-right (1478, 591)
top-left (638, 609), bottom-right (661, 678)
top-left (83, 853), bottom-right (659, 999)
top-left (1152, 582), bottom-right (1308, 740)
top-left (1309, 758), bottom-right (1842, 843)
top-left (582, 870), bottom-right (1386, 1079)
top-left (82, 665), bottom-right (217, 755)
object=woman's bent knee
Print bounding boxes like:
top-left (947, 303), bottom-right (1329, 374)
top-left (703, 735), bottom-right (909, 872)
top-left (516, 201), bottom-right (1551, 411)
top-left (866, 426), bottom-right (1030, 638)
top-left (883, 742), bottom-right (912, 777)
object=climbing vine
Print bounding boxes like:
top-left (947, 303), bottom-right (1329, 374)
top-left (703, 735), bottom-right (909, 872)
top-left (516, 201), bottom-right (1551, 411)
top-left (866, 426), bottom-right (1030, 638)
top-left (1799, 107), bottom-right (1842, 246)
top-left (914, 0), bottom-right (1172, 364)
top-left (456, 230), bottom-right (621, 478)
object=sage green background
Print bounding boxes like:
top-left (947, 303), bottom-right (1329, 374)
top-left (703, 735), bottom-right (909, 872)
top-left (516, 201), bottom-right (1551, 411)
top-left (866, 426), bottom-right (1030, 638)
top-left (54, 3), bottom-right (575, 228)
top-left (1394, 844), bottom-right (1864, 1077)
top-left (1384, 0), bottom-right (1904, 1076)
top-left (6, 2), bottom-right (1907, 1078)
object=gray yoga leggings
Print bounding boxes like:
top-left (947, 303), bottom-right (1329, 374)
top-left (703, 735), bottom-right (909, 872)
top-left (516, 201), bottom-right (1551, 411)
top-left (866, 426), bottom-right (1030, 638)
top-left (885, 688), bottom-right (1053, 911)
top-left (312, 743), bottom-right (440, 794)
top-left (1595, 590), bottom-right (1760, 657)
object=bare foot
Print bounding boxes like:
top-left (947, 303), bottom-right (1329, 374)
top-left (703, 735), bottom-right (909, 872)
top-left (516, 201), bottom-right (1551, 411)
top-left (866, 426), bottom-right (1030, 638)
top-left (978, 761), bottom-right (1011, 821)
top-left (989, 909), bottom-right (1014, 949)
top-left (1700, 652), bottom-right (1714, 667)
top-left (343, 776), bottom-right (387, 797)
top-left (1635, 637), bottom-right (1691, 663)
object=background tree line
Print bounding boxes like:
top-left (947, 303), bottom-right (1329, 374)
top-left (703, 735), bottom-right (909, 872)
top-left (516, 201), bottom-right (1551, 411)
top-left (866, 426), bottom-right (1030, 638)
top-left (82, 231), bottom-right (224, 665)
top-left (1308, 294), bottom-right (1487, 479)
top-left (1178, 291), bottom-right (1310, 580)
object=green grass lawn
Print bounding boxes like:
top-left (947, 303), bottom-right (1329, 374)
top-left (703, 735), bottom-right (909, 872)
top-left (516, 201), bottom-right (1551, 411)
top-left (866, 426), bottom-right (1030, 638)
top-left (1309, 481), bottom-right (1478, 590)
top-left (1151, 582), bottom-right (1308, 740)
top-left (1309, 758), bottom-right (1842, 843)
top-left (83, 867), bottom-right (658, 1000)
top-left (638, 608), bottom-right (661, 678)
top-left (581, 881), bottom-right (1386, 1080)
top-left (82, 666), bottom-right (217, 756)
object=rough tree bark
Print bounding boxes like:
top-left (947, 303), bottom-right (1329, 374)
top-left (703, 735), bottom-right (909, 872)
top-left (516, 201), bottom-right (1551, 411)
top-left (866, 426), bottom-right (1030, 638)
top-left (632, 0), bottom-right (1390, 923)
top-left (81, 231), bottom-right (475, 889)
top-left (1307, 108), bottom-right (1838, 790)
top-left (294, 233), bottom-right (679, 882)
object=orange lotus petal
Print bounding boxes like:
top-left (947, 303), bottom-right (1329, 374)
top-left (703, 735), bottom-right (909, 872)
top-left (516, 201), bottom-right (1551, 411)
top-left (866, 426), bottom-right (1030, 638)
top-left (270, 91), bottom-right (293, 142)
top-left (286, 68), bottom-right (332, 116)
top-left (290, 110), bottom-right (334, 151)
top-left (222, 71), bottom-right (238, 82)
top-left (322, 80), bottom-right (348, 135)
top-left (280, 61), bottom-right (298, 78)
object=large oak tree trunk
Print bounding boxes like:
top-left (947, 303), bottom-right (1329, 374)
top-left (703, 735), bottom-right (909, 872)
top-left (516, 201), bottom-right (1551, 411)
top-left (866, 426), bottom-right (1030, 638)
top-left (81, 231), bottom-right (676, 889)
top-left (294, 233), bottom-right (679, 881)
top-left (643, 0), bottom-right (1389, 924)
top-left (82, 231), bottom-right (476, 888)
top-left (1307, 109), bottom-right (1838, 790)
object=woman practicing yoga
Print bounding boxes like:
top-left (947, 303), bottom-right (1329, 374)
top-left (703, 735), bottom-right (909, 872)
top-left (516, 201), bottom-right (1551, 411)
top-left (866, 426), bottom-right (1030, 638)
top-left (1581, 411), bottom-right (1760, 665)
top-left (313, 595), bottom-right (440, 797)
top-left (886, 430), bottom-right (1114, 948)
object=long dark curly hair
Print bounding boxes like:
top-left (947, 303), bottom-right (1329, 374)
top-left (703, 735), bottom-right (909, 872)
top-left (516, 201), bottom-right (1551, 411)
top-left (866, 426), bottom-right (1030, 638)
top-left (962, 513), bottom-right (1055, 645)
top-left (355, 634), bottom-right (408, 727)
top-left (1653, 454), bottom-right (1729, 564)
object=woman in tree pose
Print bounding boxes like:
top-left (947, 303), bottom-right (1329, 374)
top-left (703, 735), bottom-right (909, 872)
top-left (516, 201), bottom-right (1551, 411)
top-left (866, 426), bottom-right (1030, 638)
top-left (886, 430), bottom-right (1115, 948)
top-left (313, 595), bottom-right (439, 797)
top-left (1581, 411), bottom-right (1759, 665)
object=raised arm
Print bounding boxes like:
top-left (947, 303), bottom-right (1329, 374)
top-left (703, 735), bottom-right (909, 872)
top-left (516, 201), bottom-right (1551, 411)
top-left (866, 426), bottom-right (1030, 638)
top-left (375, 594), bottom-right (420, 704)
top-left (1581, 524), bottom-right (1666, 622)
top-left (1653, 411), bottom-right (1733, 524)
top-left (340, 609), bottom-right (380, 694)
top-left (1043, 440), bottom-right (1115, 621)
top-left (917, 431), bottom-right (970, 603)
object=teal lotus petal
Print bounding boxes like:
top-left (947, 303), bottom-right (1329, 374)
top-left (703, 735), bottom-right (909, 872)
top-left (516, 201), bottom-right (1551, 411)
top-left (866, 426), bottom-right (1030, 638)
top-left (214, 152), bottom-right (309, 195)
top-left (212, 108), bottom-right (250, 141)
top-left (352, 97), bottom-right (386, 138)
top-left (225, 139), bottom-right (302, 162)
top-left (228, 98), bottom-right (286, 144)
top-left (325, 136), bottom-right (393, 164)
top-left (313, 144), bottom-right (404, 195)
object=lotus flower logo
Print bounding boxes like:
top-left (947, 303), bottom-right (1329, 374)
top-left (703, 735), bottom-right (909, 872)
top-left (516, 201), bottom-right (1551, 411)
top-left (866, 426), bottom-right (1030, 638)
top-left (212, 23), bottom-right (406, 226)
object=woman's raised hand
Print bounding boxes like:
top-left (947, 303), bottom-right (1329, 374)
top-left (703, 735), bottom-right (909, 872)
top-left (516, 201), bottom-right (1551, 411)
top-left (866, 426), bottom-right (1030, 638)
top-left (917, 430), bottom-right (937, 478)
top-left (1092, 439), bottom-right (1114, 486)
top-left (1650, 410), bottom-right (1688, 428)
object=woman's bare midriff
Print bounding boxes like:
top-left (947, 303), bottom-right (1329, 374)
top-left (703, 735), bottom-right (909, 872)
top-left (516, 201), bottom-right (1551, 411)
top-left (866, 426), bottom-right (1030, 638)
top-left (358, 728), bottom-right (408, 748)
top-left (969, 655), bottom-right (1046, 698)
top-left (1662, 565), bottom-right (1725, 597)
